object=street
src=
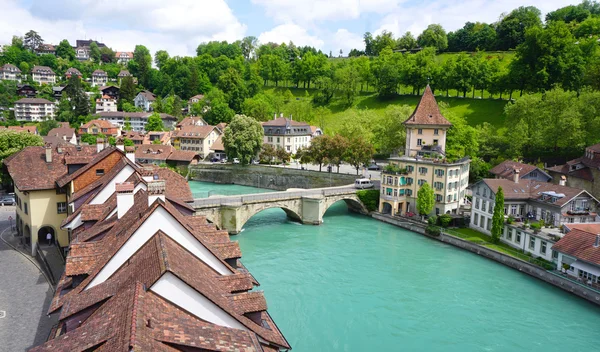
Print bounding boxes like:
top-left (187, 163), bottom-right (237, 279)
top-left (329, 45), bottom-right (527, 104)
top-left (0, 207), bottom-right (57, 351)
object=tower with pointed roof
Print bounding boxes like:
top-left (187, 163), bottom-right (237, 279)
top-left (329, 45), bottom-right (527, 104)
top-left (403, 85), bottom-right (452, 157)
top-left (379, 86), bottom-right (470, 217)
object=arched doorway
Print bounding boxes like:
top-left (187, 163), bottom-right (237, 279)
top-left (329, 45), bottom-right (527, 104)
top-left (382, 202), bottom-right (393, 215)
top-left (38, 226), bottom-right (56, 247)
top-left (23, 225), bottom-right (31, 245)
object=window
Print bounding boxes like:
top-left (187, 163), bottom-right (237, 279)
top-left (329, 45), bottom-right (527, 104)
top-left (418, 179), bottom-right (426, 186)
top-left (541, 241), bottom-right (547, 255)
top-left (552, 250), bottom-right (558, 259)
top-left (417, 139), bottom-right (422, 146)
top-left (486, 218), bottom-right (492, 231)
top-left (268, 137), bottom-right (273, 142)
top-left (433, 139), bottom-right (438, 145)
top-left (417, 129), bottom-right (423, 134)
top-left (436, 194), bottom-right (443, 202)
top-left (448, 170), bottom-right (453, 177)
top-left (516, 232), bottom-right (521, 244)
top-left (435, 169), bottom-right (444, 177)
top-left (483, 188), bottom-right (487, 197)
top-left (506, 229), bottom-right (512, 241)
top-left (57, 202), bottom-right (67, 214)
top-left (96, 169), bottom-right (105, 176)
top-left (277, 137), bottom-right (280, 143)
top-left (529, 237), bottom-right (536, 250)
top-left (418, 167), bottom-right (428, 175)
top-left (406, 189), bottom-right (412, 196)
top-left (474, 214), bottom-right (479, 226)
top-left (406, 177), bottom-right (413, 185)
top-left (434, 182), bottom-right (443, 190)
top-left (407, 166), bottom-right (414, 172)
top-left (434, 129), bottom-right (439, 135)
top-left (482, 200), bottom-right (486, 212)
top-left (393, 189), bottom-right (398, 197)
top-left (475, 198), bottom-right (480, 209)
top-left (488, 202), bottom-right (493, 214)
top-left (24, 202), bottom-right (28, 215)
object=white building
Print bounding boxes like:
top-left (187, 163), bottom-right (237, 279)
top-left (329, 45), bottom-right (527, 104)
top-left (262, 114), bottom-right (313, 154)
top-left (95, 95), bottom-right (117, 113)
top-left (96, 112), bottom-right (177, 132)
top-left (0, 64), bottom-right (22, 82)
top-left (14, 98), bottom-right (55, 121)
top-left (116, 51), bottom-right (133, 65)
top-left (134, 91), bottom-right (156, 112)
top-left (92, 70), bottom-right (108, 87)
top-left (31, 66), bottom-right (56, 85)
top-left (553, 229), bottom-right (600, 286)
top-left (171, 125), bottom-right (221, 159)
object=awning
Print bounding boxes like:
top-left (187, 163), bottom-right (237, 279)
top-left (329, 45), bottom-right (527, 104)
top-left (571, 260), bottom-right (600, 277)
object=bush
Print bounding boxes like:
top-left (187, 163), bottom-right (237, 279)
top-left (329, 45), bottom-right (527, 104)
top-left (507, 216), bottom-right (514, 224)
top-left (427, 216), bottom-right (437, 225)
top-left (356, 190), bottom-right (380, 212)
top-left (426, 225), bottom-right (441, 236)
top-left (530, 222), bottom-right (541, 231)
top-left (438, 214), bottom-right (452, 228)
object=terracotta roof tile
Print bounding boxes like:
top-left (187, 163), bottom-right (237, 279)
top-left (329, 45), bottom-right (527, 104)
top-left (553, 229), bottom-right (600, 266)
top-left (489, 160), bottom-right (540, 180)
top-left (403, 85), bottom-right (451, 126)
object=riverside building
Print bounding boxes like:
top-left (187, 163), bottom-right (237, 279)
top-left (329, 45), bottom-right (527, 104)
top-left (379, 85), bottom-right (470, 216)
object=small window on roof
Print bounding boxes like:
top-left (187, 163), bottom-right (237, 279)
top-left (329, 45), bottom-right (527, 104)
top-left (96, 169), bottom-right (105, 176)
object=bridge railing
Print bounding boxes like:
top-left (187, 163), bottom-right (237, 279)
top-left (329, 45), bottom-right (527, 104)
top-left (192, 186), bottom-right (357, 207)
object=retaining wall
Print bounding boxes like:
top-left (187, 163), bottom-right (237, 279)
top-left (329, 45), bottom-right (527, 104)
top-left (372, 213), bottom-right (600, 307)
top-left (189, 164), bottom-right (358, 191)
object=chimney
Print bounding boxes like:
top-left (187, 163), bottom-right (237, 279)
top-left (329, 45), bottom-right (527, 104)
top-left (280, 112), bottom-right (283, 118)
top-left (116, 182), bottom-right (134, 219)
top-left (116, 142), bottom-right (124, 152)
top-left (595, 234), bottom-right (600, 248)
top-left (147, 180), bottom-right (166, 205)
top-left (140, 166), bottom-right (155, 182)
top-left (96, 138), bottom-right (104, 153)
top-left (559, 175), bottom-right (566, 186)
top-left (273, 113), bottom-right (276, 120)
top-left (44, 145), bottom-right (52, 163)
top-left (513, 168), bottom-right (520, 183)
top-left (290, 114), bottom-right (293, 120)
top-left (125, 146), bottom-right (136, 163)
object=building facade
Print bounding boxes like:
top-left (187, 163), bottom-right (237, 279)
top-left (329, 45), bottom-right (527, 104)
top-left (134, 90), bottom-right (156, 112)
top-left (0, 64), bottom-right (22, 82)
top-left (14, 98), bottom-right (55, 121)
top-left (79, 119), bottom-right (121, 137)
top-left (91, 69), bottom-right (108, 87)
top-left (171, 125), bottom-right (221, 159)
top-left (547, 143), bottom-right (600, 201)
top-left (262, 115), bottom-right (313, 154)
top-left (96, 111), bottom-right (176, 132)
top-left (379, 85), bottom-right (470, 216)
top-left (95, 95), bottom-right (117, 113)
top-left (490, 160), bottom-right (552, 182)
top-left (115, 51), bottom-right (133, 64)
top-left (65, 67), bottom-right (82, 79)
top-left (31, 65), bottom-right (56, 85)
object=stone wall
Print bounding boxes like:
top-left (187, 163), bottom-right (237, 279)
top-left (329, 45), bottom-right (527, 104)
top-left (189, 164), bottom-right (358, 191)
top-left (372, 213), bottom-right (600, 306)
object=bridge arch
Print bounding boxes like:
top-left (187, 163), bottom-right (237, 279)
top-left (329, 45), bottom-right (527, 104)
top-left (320, 195), bottom-right (369, 219)
top-left (238, 204), bottom-right (302, 232)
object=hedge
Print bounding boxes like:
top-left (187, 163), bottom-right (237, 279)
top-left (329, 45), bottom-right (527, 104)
top-left (357, 189), bottom-right (380, 212)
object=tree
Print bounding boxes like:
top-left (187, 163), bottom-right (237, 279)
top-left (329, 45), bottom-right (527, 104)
top-left (123, 118), bottom-right (132, 131)
top-left (56, 39), bottom-right (75, 60)
top-left (307, 135), bottom-right (330, 171)
top-left (495, 6), bottom-right (542, 50)
top-left (222, 114), bottom-right (263, 165)
top-left (90, 42), bottom-right (101, 62)
top-left (119, 76), bottom-right (136, 106)
top-left (345, 136), bottom-right (375, 175)
top-left (65, 75), bottom-right (90, 119)
top-left (491, 186), bottom-right (505, 244)
top-left (417, 24), bottom-right (448, 51)
top-left (574, 16), bottom-right (600, 38)
top-left (217, 67), bottom-right (247, 112)
top-left (372, 30), bottom-right (395, 56)
top-left (397, 32), bottom-right (417, 50)
top-left (38, 120), bottom-right (59, 136)
top-left (259, 143), bottom-right (277, 163)
top-left (364, 32), bottom-right (374, 56)
top-left (242, 94), bottom-right (274, 121)
top-left (327, 134), bottom-right (349, 172)
top-left (154, 50), bottom-right (170, 69)
top-left (546, 5), bottom-right (590, 23)
top-left (416, 182), bottom-right (435, 219)
top-left (80, 133), bottom-right (105, 145)
top-left (241, 36), bottom-right (258, 60)
top-left (132, 45), bottom-right (152, 87)
top-left (372, 105), bottom-right (410, 154)
top-left (123, 137), bottom-right (134, 146)
top-left (145, 112), bottom-right (164, 131)
top-left (23, 30), bottom-right (43, 52)
top-left (0, 130), bottom-right (44, 163)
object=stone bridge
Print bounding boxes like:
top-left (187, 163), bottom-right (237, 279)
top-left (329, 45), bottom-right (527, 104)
top-left (191, 186), bottom-right (369, 234)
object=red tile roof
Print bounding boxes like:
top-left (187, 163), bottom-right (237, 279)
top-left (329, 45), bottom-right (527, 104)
top-left (7, 125), bottom-right (37, 134)
top-left (553, 229), bottom-right (600, 266)
top-left (489, 160), bottom-right (543, 180)
top-left (403, 85), bottom-right (451, 126)
top-left (80, 119), bottom-right (117, 130)
top-left (172, 125), bottom-right (215, 139)
top-left (263, 116), bottom-right (308, 127)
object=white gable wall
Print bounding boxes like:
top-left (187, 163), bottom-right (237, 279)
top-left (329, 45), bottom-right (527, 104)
top-left (90, 165), bottom-right (135, 205)
top-left (151, 272), bottom-right (247, 330)
top-left (85, 206), bottom-right (232, 289)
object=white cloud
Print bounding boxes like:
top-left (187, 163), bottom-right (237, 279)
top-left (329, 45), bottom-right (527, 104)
top-left (331, 29), bottom-right (364, 55)
top-left (258, 23), bottom-right (324, 48)
top-left (0, 0), bottom-right (246, 56)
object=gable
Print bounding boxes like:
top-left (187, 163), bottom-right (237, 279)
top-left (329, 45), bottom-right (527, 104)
top-left (86, 206), bottom-right (232, 289)
top-left (72, 151), bottom-right (123, 192)
top-left (150, 272), bottom-right (247, 331)
top-left (90, 165), bottom-right (135, 205)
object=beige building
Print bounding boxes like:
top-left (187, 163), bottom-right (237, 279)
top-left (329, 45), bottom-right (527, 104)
top-left (171, 125), bottom-right (221, 159)
top-left (92, 69), bottom-right (108, 87)
top-left (262, 115), bottom-right (313, 154)
top-left (379, 85), bottom-right (470, 216)
top-left (95, 95), bottom-right (117, 113)
top-left (31, 65), bottom-right (56, 85)
top-left (14, 97), bottom-right (55, 121)
top-left (0, 63), bottom-right (22, 82)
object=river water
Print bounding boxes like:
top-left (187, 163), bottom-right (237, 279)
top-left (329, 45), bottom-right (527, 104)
top-left (189, 181), bottom-right (600, 352)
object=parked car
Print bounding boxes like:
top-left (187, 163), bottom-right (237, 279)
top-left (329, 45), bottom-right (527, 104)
top-left (0, 195), bottom-right (15, 206)
top-left (210, 157), bottom-right (220, 162)
top-left (220, 158), bottom-right (228, 163)
top-left (251, 159), bottom-right (259, 165)
top-left (367, 163), bottom-right (381, 171)
top-left (233, 158), bottom-right (240, 164)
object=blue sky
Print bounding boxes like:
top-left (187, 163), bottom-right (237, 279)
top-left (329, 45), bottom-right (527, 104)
top-left (0, 0), bottom-right (582, 57)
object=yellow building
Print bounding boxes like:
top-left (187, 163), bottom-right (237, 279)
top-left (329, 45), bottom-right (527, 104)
top-left (379, 85), bottom-right (470, 216)
top-left (171, 125), bottom-right (221, 159)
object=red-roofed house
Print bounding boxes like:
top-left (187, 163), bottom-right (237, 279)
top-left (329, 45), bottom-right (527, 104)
top-left (490, 160), bottom-right (552, 182)
top-left (79, 119), bottom-right (120, 137)
top-left (115, 51), bottom-right (133, 65)
top-left (547, 143), bottom-right (600, 201)
top-left (553, 229), bottom-right (600, 287)
top-left (171, 125), bottom-right (221, 159)
top-left (0, 63), bottom-right (22, 82)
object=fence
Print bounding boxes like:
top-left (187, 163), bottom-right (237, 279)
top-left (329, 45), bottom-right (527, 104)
top-left (192, 186), bottom-right (358, 207)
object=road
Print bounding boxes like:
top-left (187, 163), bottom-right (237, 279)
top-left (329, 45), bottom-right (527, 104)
top-left (0, 207), bottom-right (57, 351)
top-left (255, 161), bottom-right (387, 181)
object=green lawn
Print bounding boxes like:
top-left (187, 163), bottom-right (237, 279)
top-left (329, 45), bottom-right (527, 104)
top-left (449, 228), bottom-right (536, 263)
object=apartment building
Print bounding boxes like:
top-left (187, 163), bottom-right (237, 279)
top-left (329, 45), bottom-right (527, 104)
top-left (262, 114), bottom-right (313, 154)
top-left (115, 51), bottom-right (133, 64)
top-left (95, 95), bottom-right (117, 113)
top-left (91, 69), bottom-right (108, 87)
top-left (96, 111), bottom-right (176, 132)
top-left (14, 97), bottom-right (55, 121)
top-left (0, 63), bottom-right (22, 82)
top-left (171, 125), bottom-right (221, 159)
top-left (79, 119), bottom-right (121, 137)
top-left (134, 90), bottom-right (156, 112)
top-left (379, 85), bottom-right (470, 216)
top-left (65, 67), bottom-right (82, 79)
top-left (31, 65), bottom-right (56, 85)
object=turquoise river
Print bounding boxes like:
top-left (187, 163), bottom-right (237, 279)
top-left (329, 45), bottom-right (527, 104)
top-left (189, 181), bottom-right (600, 352)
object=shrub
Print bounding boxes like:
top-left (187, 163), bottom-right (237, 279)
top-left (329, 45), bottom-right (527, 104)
top-left (530, 222), bottom-right (541, 231)
top-left (356, 190), bottom-right (380, 212)
top-left (426, 225), bottom-right (441, 236)
top-left (427, 216), bottom-right (437, 225)
top-left (507, 216), bottom-right (515, 224)
top-left (438, 214), bottom-right (452, 228)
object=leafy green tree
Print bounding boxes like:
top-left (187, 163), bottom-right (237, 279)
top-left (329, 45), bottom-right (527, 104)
top-left (100, 47), bottom-right (116, 63)
top-left (145, 112), bottom-right (164, 131)
top-left (397, 32), bottom-right (417, 50)
top-left (38, 120), bottom-right (59, 136)
top-left (334, 61), bottom-right (360, 106)
top-left (371, 48), bottom-right (400, 97)
top-left (327, 134), bottom-right (349, 172)
top-left (575, 16), bottom-right (600, 38)
top-left (123, 118), bottom-right (132, 132)
top-left (242, 94), bottom-right (274, 121)
top-left (65, 75), bottom-right (90, 118)
top-left (0, 130), bottom-right (44, 163)
top-left (259, 143), bottom-right (277, 163)
top-left (154, 50), bottom-right (170, 69)
top-left (417, 24), bottom-right (448, 51)
top-left (345, 136), bottom-right (375, 175)
top-left (417, 182), bottom-right (435, 219)
top-left (132, 45), bottom-right (152, 87)
top-left (307, 135), bottom-right (330, 171)
top-left (38, 54), bottom-right (57, 70)
top-left (23, 30), bottom-right (43, 52)
top-left (495, 6), bottom-right (542, 50)
top-left (217, 67), bottom-right (247, 112)
top-left (222, 114), bottom-right (263, 165)
top-left (372, 105), bottom-right (410, 154)
top-left (491, 186), bottom-right (505, 244)
top-left (546, 5), bottom-right (590, 23)
top-left (372, 30), bottom-right (396, 56)
top-left (241, 36), bottom-right (258, 60)
top-left (80, 133), bottom-right (105, 145)
top-left (123, 137), bottom-right (134, 146)
top-left (119, 75), bottom-right (136, 106)
top-left (90, 42), bottom-right (101, 62)
top-left (122, 101), bottom-right (142, 112)
top-left (363, 32), bottom-right (374, 56)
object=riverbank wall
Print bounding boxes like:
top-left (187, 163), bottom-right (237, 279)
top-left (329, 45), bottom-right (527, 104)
top-left (372, 213), bottom-right (600, 307)
top-left (189, 164), bottom-right (358, 191)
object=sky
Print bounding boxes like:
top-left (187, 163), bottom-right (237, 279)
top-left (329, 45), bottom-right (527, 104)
top-left (0, 0), bottom-right (584, 57)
